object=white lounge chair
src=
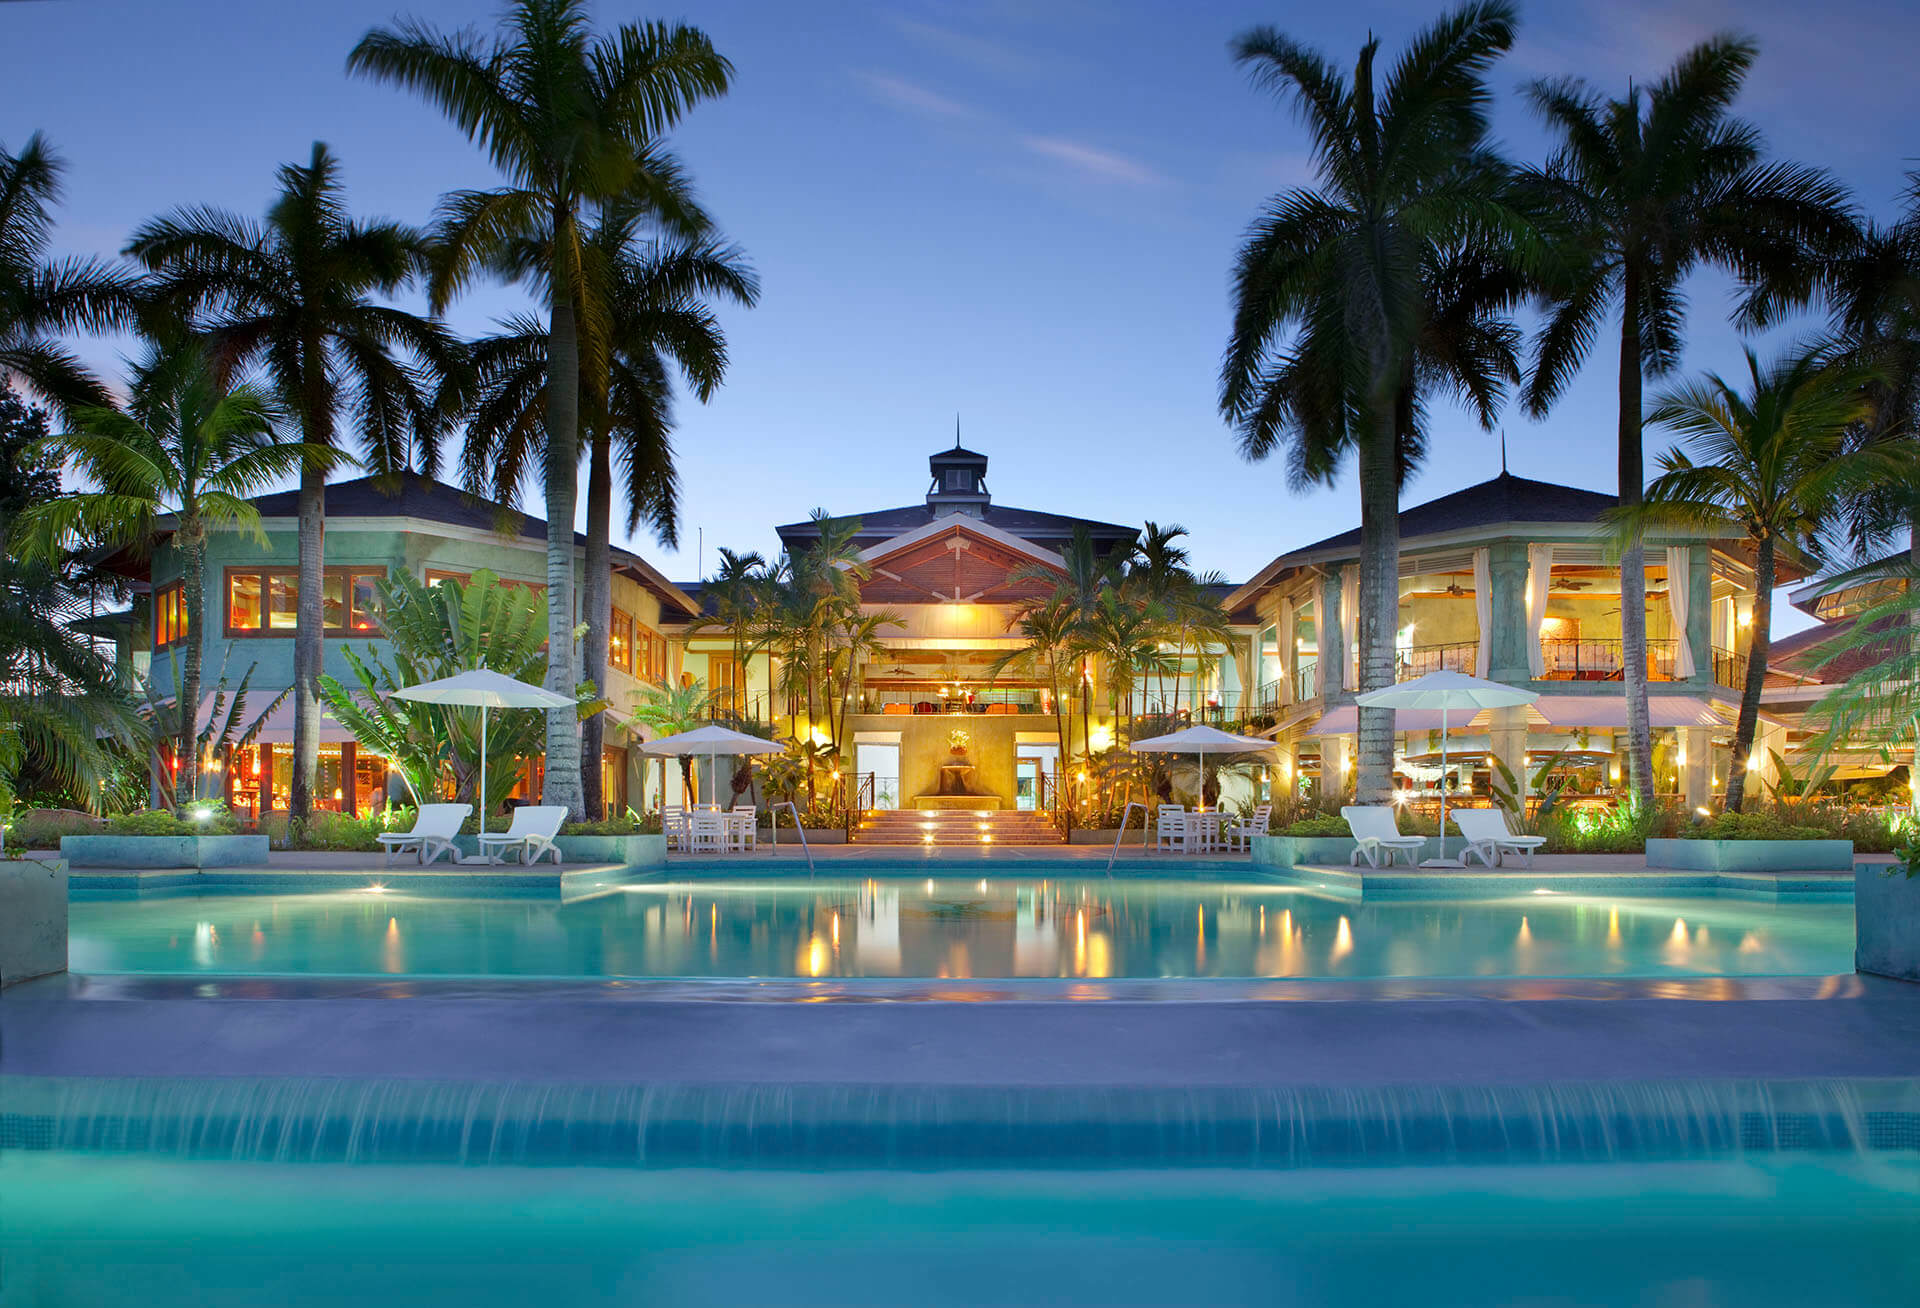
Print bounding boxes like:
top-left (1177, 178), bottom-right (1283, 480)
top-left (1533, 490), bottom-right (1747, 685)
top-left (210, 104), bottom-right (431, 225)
top-left (1155, 805), bottom-right (1187, 853)
top-left (376, 803), bottom-right (471, 866)
top-left (477, 805), bottom-right (568, 866)
top-left (1454, 808), bottom-right (1548, 868)
top-left (1341, 805), bottom-right (1427, 868)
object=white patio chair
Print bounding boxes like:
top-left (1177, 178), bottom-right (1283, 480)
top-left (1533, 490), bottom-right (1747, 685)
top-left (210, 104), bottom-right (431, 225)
top-left (1227, 805), bottom-right (1271, 852)
top-left (1341, 805), bottom-right (1427, 868)
top-left (1155, 805), bottom-right (1187, 853)
top-left (376, 803), bottom-right (471, 866)
top-left (1453, 808), bottom-right (1548, 869)
top-left (729, 804), bottom-right (757, 852)
top-left (662, 807), bottom-right (687, 851)
top-left (688, 811), bottom-right (727, 854)
top-left (476, 805), bottom-right (567, 866)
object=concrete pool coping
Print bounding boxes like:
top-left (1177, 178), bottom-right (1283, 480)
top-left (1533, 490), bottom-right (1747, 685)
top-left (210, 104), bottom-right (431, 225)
top-left (6, 984), bottom-right (1920, 1087)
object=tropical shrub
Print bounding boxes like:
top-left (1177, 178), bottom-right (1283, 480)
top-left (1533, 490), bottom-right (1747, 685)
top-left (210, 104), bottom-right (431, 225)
top-left (290, 807), bottom-right (417, 851)
top-left (1278, 814), bottom-right (1351, 838)
top-left (105, 803), bottom-right (239, 836)
top-left (1682, 811), bottom-right (1829, 841)
top-left (7, 807), bottom-right (104, 849)
top-left (561, 811), bottom-right (663, 837)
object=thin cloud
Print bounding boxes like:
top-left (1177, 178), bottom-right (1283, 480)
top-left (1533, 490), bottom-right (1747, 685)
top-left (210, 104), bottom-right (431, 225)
top-left (856, 71), bottom-right (980, 120)
top-left (887, 16), bottom-right (1046, 80)
top-left (1020, 135), bottom-right (1166, 186)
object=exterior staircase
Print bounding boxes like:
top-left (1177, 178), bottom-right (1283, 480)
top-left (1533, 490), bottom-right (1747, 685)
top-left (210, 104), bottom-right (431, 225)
top-left (851, 808), bottom-right (1065, 846)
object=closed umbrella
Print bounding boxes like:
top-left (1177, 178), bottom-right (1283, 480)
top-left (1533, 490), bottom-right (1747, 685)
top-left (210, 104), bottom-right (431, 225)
top-left (1130, 724), bottom-right (1275, 812)
top-left (392, 669), bottom-right (573, 823)
top-left (637, 723), bottom-right (786, 806)
top-left (1355, 670), bottom-right (1538, 866)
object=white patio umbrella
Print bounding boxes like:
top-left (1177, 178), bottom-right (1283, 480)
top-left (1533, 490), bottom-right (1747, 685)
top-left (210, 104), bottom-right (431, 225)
top-left (1355, 670), bottom-right (1538, 867)
top-left (391, 669), bottom-right (573, 821)
top-left (637, 723), bottom-right (785, 806)
top-left (1130, 724), bottom-right (1275, 812)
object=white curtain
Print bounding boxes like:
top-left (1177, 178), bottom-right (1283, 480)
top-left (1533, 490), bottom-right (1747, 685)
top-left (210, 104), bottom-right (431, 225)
top-left (1666, 546), bottom-right (1696, 678)
top-left (1472, 548), bottom-right (1493, 679)
top-left (1313, 589), bottom-right (1329, 697)
top-left (1341, 568), bottom-right (1359, 690)
top-left (1276, 596), bottom-right (1296, 704)
top-left (1525, 544), bottom-right (1553, 679)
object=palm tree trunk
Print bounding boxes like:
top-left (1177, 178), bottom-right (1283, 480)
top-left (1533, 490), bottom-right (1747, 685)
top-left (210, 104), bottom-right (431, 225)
top-left (541, 285), bottom-right (584, 820)
top-left (178, 527), bottom-right (206, 809)
top-left (289, 466), bottom-right (325, 825)
top-left (1353, 397), bottom-right (1400, 806)
top-left (1617, 268), bottom-right (1656, 810)
top-left (580, 426), bottom-right (612, 819)
top-left (1725, 536), bottom-right (1776, 812)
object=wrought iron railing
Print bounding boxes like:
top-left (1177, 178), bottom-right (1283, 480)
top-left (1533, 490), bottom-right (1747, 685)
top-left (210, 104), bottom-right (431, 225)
top-left (1396, 641), bottom-right (1476, 679)
top-left (1540, 638), bottom-right (1678, 682)
top-left (1294, 658), bottom-right (1319, 702)
top-left (1711, 645), bottom-right (1749, 691)
top-left (1037, 769), bottom-right (1071, 840)
top-left (857, 688), bottom-right (1047, 715)
top-left (844, 770), bottom-right (875, 839)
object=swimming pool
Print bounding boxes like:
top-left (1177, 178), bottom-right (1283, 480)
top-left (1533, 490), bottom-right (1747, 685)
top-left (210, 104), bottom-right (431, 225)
top-left (7, 1073), bottom-right (1919, 1308)
top-left (66, 875), bottom-right (1853, 980)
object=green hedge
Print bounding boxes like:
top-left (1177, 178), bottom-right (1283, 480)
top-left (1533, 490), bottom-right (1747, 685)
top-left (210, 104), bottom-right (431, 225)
top-left (105, 805), bottom-right (240, 837)
top-left (7, 808), bottom-right (105, 849)
top-left (1681, 811), bottom-right (1830, 842)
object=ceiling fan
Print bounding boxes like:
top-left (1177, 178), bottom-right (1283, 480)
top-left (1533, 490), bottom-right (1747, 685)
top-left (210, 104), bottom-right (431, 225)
top-left (1550, 577), bottom-right (1595, 591)
top-left (1442, 581), bottom-right (1468, 597)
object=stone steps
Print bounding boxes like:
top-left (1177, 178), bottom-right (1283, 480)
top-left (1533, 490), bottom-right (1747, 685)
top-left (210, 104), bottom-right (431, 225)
top-left (852, 810), bottom-right (1064, 846)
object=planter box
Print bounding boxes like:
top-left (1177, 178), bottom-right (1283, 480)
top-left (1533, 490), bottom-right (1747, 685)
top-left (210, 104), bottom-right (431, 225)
top-left (1857, 863), bottom-right (1920, 982)
top-left (554, 834), bottom-right (666, 868)
top-left (1, 857), bottom-right (67, 986)
top-left (1647, 837), bottom-right (1854, 873)
top-left (60, 834), bottom-right (270, 869)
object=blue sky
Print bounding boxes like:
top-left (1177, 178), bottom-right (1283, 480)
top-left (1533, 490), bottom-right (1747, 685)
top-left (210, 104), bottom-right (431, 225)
top-left (9, 0), bottom-right (1918, 631)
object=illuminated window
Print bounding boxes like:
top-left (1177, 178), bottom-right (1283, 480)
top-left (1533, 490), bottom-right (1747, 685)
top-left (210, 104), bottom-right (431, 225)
top-left (225, 568), bottom-right (387, 636)
top-left (425, 568), bottom-right (470, 589)
top-left (152, 582), bottom-right (187, 649)
top-left (610, 608), bottom-right (633, 674)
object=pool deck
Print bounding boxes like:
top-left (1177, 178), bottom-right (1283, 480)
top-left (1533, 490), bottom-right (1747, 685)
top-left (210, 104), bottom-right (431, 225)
top-left (41, 845), bottom-right (1876, 894)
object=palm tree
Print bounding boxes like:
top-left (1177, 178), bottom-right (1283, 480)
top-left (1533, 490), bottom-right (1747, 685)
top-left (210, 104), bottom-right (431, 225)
top-left (1128, 521), bottom-right (1189, 711)
top-left (1819, 174), bottom-right (1920, 557)
top-left (989, 594), bottom-right (1080, 806)
top-left (1077, 590), bottom-right (1174, 750)
top-left (0, 133), bottom-right (140, 412)
top-left (690, 546), bottom-right (768, 721)
top-left (1220, 2), bottom-right (1535, 805)
top-left (1520, 37), bottom-right (1857, 809)
top-left (1621, 346), bottom-right (1899, 809)
top-left (630, 675), bottom-right (712, 805)
top-left (449, 219), bottom-right (757, 813)
top-left (16, 343), bottom-right (336, 806)
top-left (127, 142), bottom-right (449, 828)
top-left (349, 0), bottom-right (733, 819)
top-left (1011, 524), bottom-right (1130, 783)
top-left (0, 392), bottom-right (143, 815)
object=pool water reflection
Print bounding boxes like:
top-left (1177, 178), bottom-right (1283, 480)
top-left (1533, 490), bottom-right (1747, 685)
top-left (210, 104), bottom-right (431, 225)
top-left (67, 877), bottom-right (1854, 980)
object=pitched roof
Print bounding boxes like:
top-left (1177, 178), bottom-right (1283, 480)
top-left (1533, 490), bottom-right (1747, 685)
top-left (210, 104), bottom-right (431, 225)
top-left (241, 474), bottom-right (700, 616)
top-left (1288, 473), bottom-right (1622, 557)
top-left (776, 502), bottom-right (1138, 552)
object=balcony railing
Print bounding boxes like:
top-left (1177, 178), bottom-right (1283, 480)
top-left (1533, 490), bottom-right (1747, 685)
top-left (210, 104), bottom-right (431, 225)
top-left (1294, 658), bottom-right (1319, 702)
top-left (857, 688), bottom-right (1048, 715)
top-left (1541, 638), bottom-right (1677, 682)
top-left (1397, 641), bottom-right (1476, 680)
top-left (1712, 645), bottom-right (1748, 691)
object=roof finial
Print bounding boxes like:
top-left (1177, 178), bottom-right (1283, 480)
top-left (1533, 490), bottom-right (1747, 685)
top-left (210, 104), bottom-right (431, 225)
top-left (954, 412), bottom-right (961, 449)
top-left (1500, 429), bottom-right (1508, 475)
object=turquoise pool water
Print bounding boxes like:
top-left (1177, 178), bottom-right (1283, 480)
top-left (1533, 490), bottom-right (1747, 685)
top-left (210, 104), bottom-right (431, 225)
top-left (68, 876), bottom-right (1852, 980)
top-left (7, 1153), bottom-right (1917, 1307)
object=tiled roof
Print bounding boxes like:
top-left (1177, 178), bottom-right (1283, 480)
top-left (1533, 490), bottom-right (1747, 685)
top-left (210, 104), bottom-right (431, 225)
top-left (777, 502), bottom-right (1139, 551)
top-left (1288, 473), bottom-right (1621, 557)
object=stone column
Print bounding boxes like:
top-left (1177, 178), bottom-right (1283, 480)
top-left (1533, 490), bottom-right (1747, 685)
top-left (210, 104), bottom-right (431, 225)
top-left (1320, 568), bottom-right (1346, 700)
top-left (1688, 546), bottom-right (1714, 688)
top-left (1682, 725), bottom-right (1712, 812)
top-left (1487, 544), bottom-right (1531, 685)
top-left (1488, 706), bottom-right (1529, 799)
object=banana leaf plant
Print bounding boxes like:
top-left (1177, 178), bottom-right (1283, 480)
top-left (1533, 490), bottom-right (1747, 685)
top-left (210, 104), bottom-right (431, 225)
top-left (139, 645), bottom-right (290, 809)
top-left (319, 569), bottom-right (603, 815)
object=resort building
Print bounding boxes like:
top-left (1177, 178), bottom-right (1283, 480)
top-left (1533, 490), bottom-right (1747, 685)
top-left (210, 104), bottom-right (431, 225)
top-left (109, 438), bottom-right (1828, 825)
top-left (1228, 472), bottom-right (1791, 811)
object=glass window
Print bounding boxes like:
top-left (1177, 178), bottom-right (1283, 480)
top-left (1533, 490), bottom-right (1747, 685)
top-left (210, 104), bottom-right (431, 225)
top-left (268, 574), bottom-right (298, 629)
top-left (426, 569), bottom-right (469, 589)
top-left (323, 574), bottom-right (347, 631)
top-left (152, 583), bottom-right (187, 649)
top-left (227, 573), bottom-right (262, 631)
top-left (351, 575), bottom-right (381, 631)
top-left (610, 609), bottom-right (633, 674)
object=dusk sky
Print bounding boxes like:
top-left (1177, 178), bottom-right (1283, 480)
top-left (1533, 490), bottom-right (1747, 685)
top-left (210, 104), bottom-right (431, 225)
top-left (10, 0), bottom-right (1918, 631)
